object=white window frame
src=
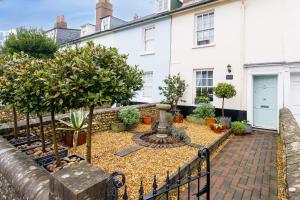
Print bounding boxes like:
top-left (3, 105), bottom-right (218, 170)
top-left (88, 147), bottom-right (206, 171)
top-left (194, 69), bottom-right (214, 104)
top-left (156, 0), bottom-right (170, 13)
top-left (101, 17), bottom-right (110, 31)
top-left (143, 71), bottom-right (154, 97)
top-left (195, 11), bottom-right (215, 46)
top-left (142, 25), bottom-right (155, 54)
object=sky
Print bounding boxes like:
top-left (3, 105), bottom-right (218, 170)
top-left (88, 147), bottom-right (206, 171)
top-left (0, 0), bottom-right (155, 30)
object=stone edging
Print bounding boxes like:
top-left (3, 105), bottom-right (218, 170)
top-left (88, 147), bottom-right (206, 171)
top-left (159, 129), bottom-right (232, 188)
top-left (280, 108), bottom-right (300, 199)
top-left (0, 138), bottom-right (50, 200)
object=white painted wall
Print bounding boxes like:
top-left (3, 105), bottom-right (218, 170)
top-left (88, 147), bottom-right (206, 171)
top-left (80, 24), bottom-right (96, 37)
top-left (77, 17), bottom-right (172, 103)
top-left (171, 0), bottom-right (244, 110)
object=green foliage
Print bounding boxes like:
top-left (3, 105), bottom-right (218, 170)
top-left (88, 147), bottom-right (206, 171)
top-left (171, 128), bottom-right (187, 141)
top-left (58, 109), bottom-right (88, 132)
top-left (214, 83), bottom-right (237, 117)
top-left (192, 103), bottom-right (215, 119)
top-left (159, 74), bottom-right (188, 111)
top-left (214, 83), bottom-right (237, 99)
top-left (58, 109), bottom-right (88, 147)
top-left (118, 106), bottom-right (141, 129)
top-left (231, 121), bottom-right (246, 135)
top-left (2, 28), bottom-right (59, 58)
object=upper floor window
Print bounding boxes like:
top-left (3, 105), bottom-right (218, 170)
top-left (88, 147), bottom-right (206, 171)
top-left (144, 26), bottom-right (155, 53)
top-left (143, 71), bottom-right (153, 97)
top-left (101, 17), bottom-right (110, 31)
top-left (196, 11), bottom-right (214, 46)
top-left (156, 0), bottom-right (169, 12)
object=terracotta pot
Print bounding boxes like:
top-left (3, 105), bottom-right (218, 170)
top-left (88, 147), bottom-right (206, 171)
top-left (212, 126), bottom-right (223, 133)
top-left (143, 116), bottom-right (152, 125)
top-left (174, 114), bottom-right (183, 123)
top-left (64, 132), bottom-right (86, 147)
top-left (205, 118), bottom-right (216, 126)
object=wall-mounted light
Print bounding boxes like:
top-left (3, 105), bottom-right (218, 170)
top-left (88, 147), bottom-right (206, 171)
top-left (227, 64), bottom-right (232, 73)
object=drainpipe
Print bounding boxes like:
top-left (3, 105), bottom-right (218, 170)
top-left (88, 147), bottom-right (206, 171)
top-left (240, 0), bottom-right (246, 120)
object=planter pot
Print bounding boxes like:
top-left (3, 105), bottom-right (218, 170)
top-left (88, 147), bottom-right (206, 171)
top-left (64, 132), bottom-right (86, 147)
top-left (143, 116), bottom-right (152, 125)
top-left (205, 118), bottom-right (216, 127)
top-left (246, 124), bottom-right (253, 134)
top-left (44, 155), bottom-right (85, 173)
top-left (111, 122), bottom-right (126, 132)
top-left (9, 134), bottom-right (39, 146)
top-left (218, 117), bottom-right (232, 129)
top-left (212, 126), bottom-right (223, 133)
top-left (28, 146), bottom-right (68, 166)
top-left (16, 139), bottom-right (52, 152)
top-left (173, 113), bottom-right (183, 123)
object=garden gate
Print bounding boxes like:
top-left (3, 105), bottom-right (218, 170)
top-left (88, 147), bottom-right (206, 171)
top-left (106, 147), bottom-right (210, 200)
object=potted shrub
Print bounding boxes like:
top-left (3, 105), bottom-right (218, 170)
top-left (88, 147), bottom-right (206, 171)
top-left (58, 109), bottom-right (88, 148)
top-left (158, 74), bottom-right (188, 123)
top-left (211, 122), bottom-right (224, 133)
top-left (214, 83), bottom-right (237, 128)
top-left (192, 103), bottom-right (216, 126)
top-left (143, 115), bottom-right (152, 125)
top-left (231, 121), bottom-right (247, 136)
top-left (118, 106), bottom-right (141, 130)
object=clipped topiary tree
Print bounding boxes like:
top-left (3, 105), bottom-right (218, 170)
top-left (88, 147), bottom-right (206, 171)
top-left (0, 53), bottom-right (29, 138)
top-left (159, 74), bottom-right (188, 112)
top-left (214, 83), bottom-right (237, 117)
top-left (53, 42), bottom-right (143, 163)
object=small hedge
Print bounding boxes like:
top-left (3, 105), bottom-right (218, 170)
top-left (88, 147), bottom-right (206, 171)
top-left (231, 121), bottom-right (246, 135)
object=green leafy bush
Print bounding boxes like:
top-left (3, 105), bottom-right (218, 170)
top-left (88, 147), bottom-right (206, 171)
top-left (231, 121), bottom-right (246, 135)
top-left (192, 103), bottom-right (215, 119)
top-left (118, 106), bottom-right (141, 129)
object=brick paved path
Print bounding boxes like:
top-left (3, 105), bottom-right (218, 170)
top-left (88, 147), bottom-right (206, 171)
top-left (183, 131), bottom-right (278, 200)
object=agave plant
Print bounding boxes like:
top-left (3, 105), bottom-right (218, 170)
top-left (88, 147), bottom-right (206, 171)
top-left (58, 109), bottom-right (88, 147)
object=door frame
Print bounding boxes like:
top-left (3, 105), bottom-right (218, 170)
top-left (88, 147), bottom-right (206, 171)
top-left (247, 71), bottom-right (283, 131)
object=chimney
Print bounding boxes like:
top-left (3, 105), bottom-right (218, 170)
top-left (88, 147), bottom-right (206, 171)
top-left (55, 15), bottom-right (67, 29)
top-left (183, 0), bottom-right (193, 3)
top-left (133, 14), bottom-right (140, 20)
top-left (96, 0), bottom-right (112, 32)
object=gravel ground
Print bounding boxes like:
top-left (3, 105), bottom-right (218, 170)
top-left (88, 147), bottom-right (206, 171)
top-left (70, 121), bottom-right (224, 199)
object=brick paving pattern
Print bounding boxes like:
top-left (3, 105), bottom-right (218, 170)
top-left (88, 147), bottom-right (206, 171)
top-left (182, 131), bottom-right (278, 200)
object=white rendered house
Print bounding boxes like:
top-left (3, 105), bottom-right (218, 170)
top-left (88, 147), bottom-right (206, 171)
top-left (170, 0), bottom-right (300, 130)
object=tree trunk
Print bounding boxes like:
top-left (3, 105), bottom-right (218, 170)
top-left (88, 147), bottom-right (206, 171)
top-left (51, 110), bottom-right (61, 166)
top-left (26, 112), bottom-right (31, 145)
top-left (39, 115), bottom-right (46, 152)
top-left (12, 105), bottom-right (18, 139)
top-left (86, 105), bottom-right (94, 164)
top-left (222, 97), bottom-right (225, 117)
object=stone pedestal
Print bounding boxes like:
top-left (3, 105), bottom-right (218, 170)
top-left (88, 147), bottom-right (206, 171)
top-left (49, 161), bottom-right (112, 200)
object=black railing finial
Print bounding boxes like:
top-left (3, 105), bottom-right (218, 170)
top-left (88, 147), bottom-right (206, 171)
top-left (152, 175), bottom-right (158, 195)
top-left (139, 178), bottom-right (144, 200)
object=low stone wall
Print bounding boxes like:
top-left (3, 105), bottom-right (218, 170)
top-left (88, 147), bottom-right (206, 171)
top-left (0, 104), bottom-right (158, 140)
top-left (0, 139), bottom-right (50, 200)
top-left (280, 108), bottom-right (300, 199)
top-left (0, 172), bottom-right (21, 200)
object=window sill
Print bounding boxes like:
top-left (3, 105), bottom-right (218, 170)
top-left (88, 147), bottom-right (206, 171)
top-left (192, 43), bottom-right (215, 49)
top-left (140, 52), bottom-right (155, 56)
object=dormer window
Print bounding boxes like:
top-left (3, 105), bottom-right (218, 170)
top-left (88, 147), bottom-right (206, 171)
top-left (101, 17), bottom-right (110, 31)
top-left (156, 0), bottom-right (169, 13)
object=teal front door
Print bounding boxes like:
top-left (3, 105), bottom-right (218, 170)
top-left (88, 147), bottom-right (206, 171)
top-left (253, 75), bottom-right (278, 130)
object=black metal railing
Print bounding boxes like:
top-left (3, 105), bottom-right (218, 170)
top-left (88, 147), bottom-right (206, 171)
top-left (107, 147), bottom-right (210, 200)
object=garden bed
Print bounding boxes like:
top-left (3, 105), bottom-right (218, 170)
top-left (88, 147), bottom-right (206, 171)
top-left (70, 121), bottom-right (226, 199)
